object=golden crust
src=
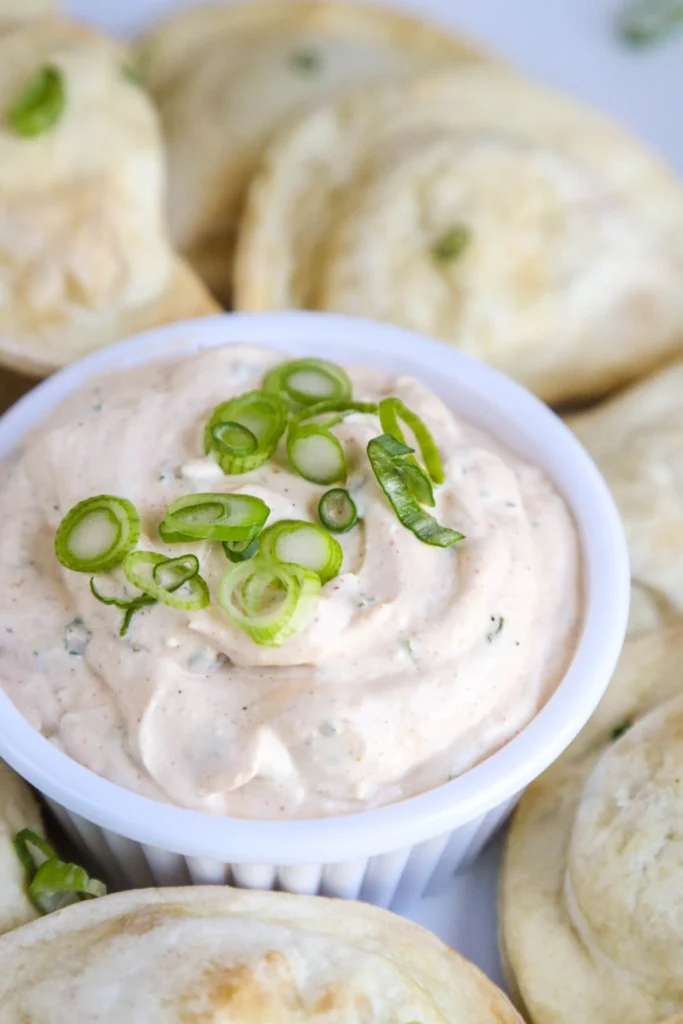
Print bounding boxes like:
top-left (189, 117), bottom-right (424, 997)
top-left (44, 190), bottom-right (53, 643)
top-left (0, 16), bottom-right (218, 378)
top-left (501, 625), bottom-right (683, 1024)
top-left (234, 65), bottom-right (683, 404)
top-left (0, 759), bottom-right (43, 936)
top-left (567, 359), bottom-right (683, 635)
top-left (0, 885), bottom-right (523, 1021)
top-left (138, 0), bottom-right (488, 303)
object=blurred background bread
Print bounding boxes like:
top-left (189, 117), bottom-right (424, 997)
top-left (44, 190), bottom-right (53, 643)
top-left (0, 760), bottom-right (44, 936)
top-left (137, 0), bottom-right (488, 305)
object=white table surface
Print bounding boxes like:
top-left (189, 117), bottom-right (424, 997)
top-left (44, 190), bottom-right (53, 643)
top-left (68, 0), bottom-right (683, 997)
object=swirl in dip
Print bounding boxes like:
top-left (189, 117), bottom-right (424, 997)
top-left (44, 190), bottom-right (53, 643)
top-left (0, 344), bottom-right (581, 818)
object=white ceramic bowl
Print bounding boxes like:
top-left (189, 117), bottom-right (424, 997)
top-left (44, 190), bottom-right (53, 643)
top-left (0, 312), bottom-right (629, 909)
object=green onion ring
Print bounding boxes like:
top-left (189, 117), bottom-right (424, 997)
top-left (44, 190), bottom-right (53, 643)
top-left (367, 434), bottom-right (464, 548)
top-left (162, 492), bottom-right (269, 542)
top-left (123, 551), bottom-right (209, 611)
top-left (13, 828), bottom-right (106, 916)
top-left (318, 488), bottom-right (358, 533)
top-left (211, 420), bottom-right (258, 457)
top-left (89, 578), bottom-right (156, 636)
top-left (379, 397), bottom-right (445, 484)
top-left (291, 399), bottom-right (378, 429)
top-left (204, 390), bottom-right (287, 474)
top-left (259, 519), bottom-right (342, 583)
top-left (218, 558), bottom-right (321, 647)
top-left (9, 65), bottom-right (65, 138)
top-left (287, 424), bottom-right (346, 485)
top-left (223, 535), bottom-right (260, 563)
top-left (55, 495), bottom-right (140, 573)
top-left (264, 358), bottom-right (352, 407)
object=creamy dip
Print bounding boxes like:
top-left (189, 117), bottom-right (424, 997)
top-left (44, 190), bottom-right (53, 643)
top-left (0, 345), bottom-right (581, 818)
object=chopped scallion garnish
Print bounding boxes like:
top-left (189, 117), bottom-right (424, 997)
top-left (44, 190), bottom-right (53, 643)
top-left (161, 492), bottom-right (269, 542)
top-left (89, 578), bottom-right (156, 636)
top-left (218, 558), bottom-right (321, 646)
top-left (264, 358), bottom-right (352, 407)
top-left (9, 65), bottom-right (65, 137)
top-left (204, 390), bottom-right (287, 474)
top-left (55, 495), bottom-right (140, 573)
top-left (223, 535), bottom-right (260, 563)
top-left (367, 435), bottom-right (464, 548)
top-left (617, 0), bottom-right (683, 44)
top-left (287, 424), bottom-right (346, 484)
top-left (379, 397), bottom-right (445, 485)
top-left (13, 828), bottom-right (106, 916)
top-left (259, 519), bottom-right (342, 583)
top-left (318, 488), bottom-right (358, 533)
top-left (123, 551), bottom-right (209, 610)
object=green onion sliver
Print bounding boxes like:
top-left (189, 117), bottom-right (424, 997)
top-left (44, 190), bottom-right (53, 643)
top-left (28, 859), bottom-right (107, 915)
top-left (617, 0), bottom-right (683, 44)
top-left (318, 488), bottom-right (358, 533)
top-left (218, 558), bottom-right (321, 647)
top-left (13, 829), bottom-right (106, 916)
top-left (89, 578), bottom-right (156, 636)
top-left (9, 65), bottom-right (65, 138)
top-left (204, 390), bottom-right (287, 474)
top-left (55, 495), bottom-right (140, 573)
top-left (379, 397), bottom-right (445, 484)
top-left (259, 519), bottom-right (342, 583)
top-left (264, 358), bottom-right (352, 407)
top-left (162, 492), bottom-right (269, 542)
top-left (291, 399), bottom-right (378, 429)
top-left (123, 552), bottom-right (209, 611)
top-left (367, 434), bottom-right (464, 548)
top-left (288, 424), bottom-right (346, 485)
top-left (401, 461), bottom-right (435, 508)
top-left (223, 535), bottom-right (260, 563)
top-left (211, 420), bottom-right (258, 457)
top-left (13, 829), bottom-right (55, 878)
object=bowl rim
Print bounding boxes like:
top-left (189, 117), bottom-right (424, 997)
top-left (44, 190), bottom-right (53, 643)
top-left (0, 311), bottom-right (629, 863)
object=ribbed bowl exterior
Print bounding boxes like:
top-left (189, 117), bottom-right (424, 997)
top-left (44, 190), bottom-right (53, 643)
top-left (45, 797), bottom-right (517, 910)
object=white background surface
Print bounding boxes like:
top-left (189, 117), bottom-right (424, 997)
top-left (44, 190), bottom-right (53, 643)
top-left (68, 0), bottom-right (683, 997)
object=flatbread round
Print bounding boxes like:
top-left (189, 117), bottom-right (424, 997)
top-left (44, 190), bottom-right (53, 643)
top-left (0, 16), bottom-right (218, 378)
top-left (500, 625), bottom-right (683, 1024)
top-left (234, 65), bottom-right (683, 405)
top-left (0, 759), bottom-right (43, 936)
top-left (137, 0), bottom-right (486, 303)
top-left (567, 359), bottom-right (683, 635)
top-left (0, 0), bottom-right (53, 19)
top-left (0, 885), bottom-right (523, 1021)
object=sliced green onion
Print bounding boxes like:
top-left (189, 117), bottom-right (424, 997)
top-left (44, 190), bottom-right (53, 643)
top-left (89, 577), bottom-right (156, 636)
top-left (211, 421), bottom-right (258, 457)
top-left (264, 358), bottom-right (352, 407)
top-left (9, 65), bottom-right (65, 138)
top-left (158, 520), bottom-right (193, 544)
top-left (28, 860), bottom-right (107, 915)
top-left (291, 398), bottom-right (378, 429)
top-left (367, 435), bottom-right (464, 548)
top-left (123, 551), bottom-right (209, 610)
top-left (55, 495), bottom-right (140, 573)
top-left (318, 488), bottom-right (358, 533)
top-left (13, 829), bottom-right (55, 878)
top-left (204, 390), bottom-right (287, 474)
top-left (218, 558), bottom-right (321, 646)
top-left (259, 519), bottom-right (342, 583)
top-left (287, 425), bottom-right (346, 485)
top-left (13, 829), bottom-right (106, 916)
top-left (152, 553), bottom-right (199, 590)
top-left (162, 492), bottom-right (269, 542)
top-left (401, 461), bottom-right (435, 508)
top-left (379, 397), bottom-right (444, 485)
top-left (617, 0), bottom-right (683, 45)
top-left (223, 535), bottom-right (260, 563)
top-left (432, 224), bottom-right (471, 263)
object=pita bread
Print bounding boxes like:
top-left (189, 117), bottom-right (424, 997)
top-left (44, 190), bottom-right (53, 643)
top-left (0, 0), bottom-right (53, 19)
top-left (568, 359), bottom-right (683, 635)
top-left (138, 0), bottom-right (486, 303)
top-left (0, 885), bottom-right (523, 1021)
top-left (0, 16), bottom-right (218, 378)
top-left (234, 65), bottom-right (683, 404)
top-left (0, 759), bottom-right (43, 936)
top-left (501, 625), bottom-right (683, 1024)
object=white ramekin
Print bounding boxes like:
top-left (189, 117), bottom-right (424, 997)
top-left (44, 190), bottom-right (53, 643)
top-left (0, 313), bottom-right (629, 909)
